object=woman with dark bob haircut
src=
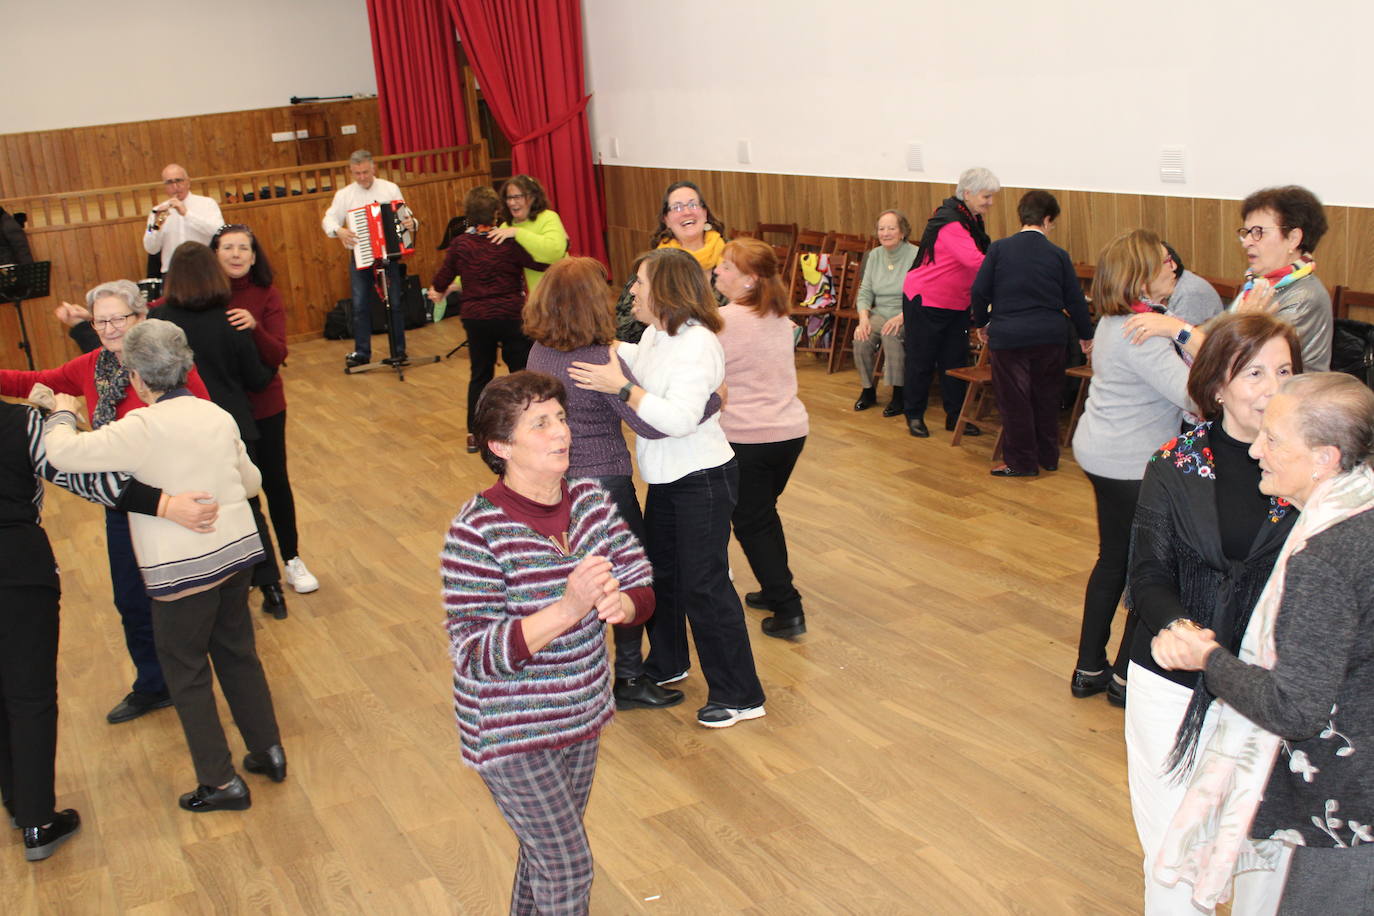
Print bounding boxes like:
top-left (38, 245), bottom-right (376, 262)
top-left (526, 256), bottom-right (722, 712)
top-left (157, 242), bottom-right (285, 617)
top-left (1152, 371), bottom-right (1374, 913)
top-left (1120, 312), bottom-right (1302, 912)
top-left (442, 370), bottom-right (652, 914)
top-left (569, 248), bottom-right (766, 728)
top-left (487, 174), bottom-right (568, 293)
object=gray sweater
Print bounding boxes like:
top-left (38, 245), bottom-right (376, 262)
top-left (1206, 506), bottom-right (1374, 847)
top-left (1228, 273), bottom-right (1333, 372)
top-left (1167, 270), bottom-right (1223, 328)
top-left (1070, 314), bottom-right (1194, 480)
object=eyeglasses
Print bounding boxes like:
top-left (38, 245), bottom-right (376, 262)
top-left (94, 313), bottom-right (136, 331)
top-left (667, 200), bottom-right (704, 214)
top-left (1236, 225), bottom-right (1288, 242)
top-left (162, 177), bottom-right (189, 186)
top-left (505, 193), bottom-right (528, 202)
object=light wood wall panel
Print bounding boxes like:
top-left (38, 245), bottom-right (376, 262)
top-left (0, 156), bottom-right (488, 372)
top-left (0, 100), bottom-right (382, 199)
top-left (601, 165), bottom-right (1370, 303)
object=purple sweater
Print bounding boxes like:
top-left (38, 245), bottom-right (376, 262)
top-left (442, 478), bottom-right (653, 768)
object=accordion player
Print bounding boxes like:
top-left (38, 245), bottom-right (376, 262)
top-left (347, 200), bottom-right (416, 269)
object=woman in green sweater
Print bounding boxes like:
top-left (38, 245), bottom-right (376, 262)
top-left (853, 209), bottom-right (918, 415)
top-left (489, 174), bottom-right (569, 292)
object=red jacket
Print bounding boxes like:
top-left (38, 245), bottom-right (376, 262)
top-left (0, 348), bottom-right (211, 422)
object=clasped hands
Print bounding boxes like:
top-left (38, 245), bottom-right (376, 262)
top-left (1150, 620), bottom-right (1221, 672)
top-left (563, 554), bottom-right (630, 625)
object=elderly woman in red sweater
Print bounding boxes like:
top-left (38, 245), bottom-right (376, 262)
top-left (713, 238), bottom-right (810, 638)
top-left (429, 185), bottom-right (542, 454)
top-left (211, 225), bottom-right (319, 597)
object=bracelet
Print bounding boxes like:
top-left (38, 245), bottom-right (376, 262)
top-left (1167, 618), bottom-right (1200, 633)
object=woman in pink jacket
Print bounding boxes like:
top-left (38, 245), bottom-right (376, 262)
top-left (899, 167), bottom-right (1000, 438)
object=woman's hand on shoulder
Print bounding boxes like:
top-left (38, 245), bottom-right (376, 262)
top-left (568, 356), bottom-right (628, 394)
top-left (1122, 312), bottom-right (1183, 346)
top-left (1236, 279), bottom-right (1280, 315)
top-left (487, 226), bottom-right (517, 244)
top-left (226, 308), bottom-right (257, 331)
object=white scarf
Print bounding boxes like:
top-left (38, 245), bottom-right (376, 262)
top-left (1153, 464), bottom-right (1374, 908)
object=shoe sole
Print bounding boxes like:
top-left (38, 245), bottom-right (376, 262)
top-left (180, 796), bottom-right (252, 812)
top-left (615, 694), bottom-right (686, 711)
top-left (287, 581), bottom-right (319, 594)
top-left (1071, 685), bottom-right (1108, 699)
top-left (697, 706), bottom-right (767, 729)
top-left (762, 621), bottom-right (806, 639)
top-left (655, 672), bottom-right (689, 686)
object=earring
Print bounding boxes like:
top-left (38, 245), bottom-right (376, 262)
top-left (1216, 395), bottom-right (1224, 404)
top-left (1312, 471), bottom-right (1320, 480)
top-left (745, 284), bottom-right (753, 289)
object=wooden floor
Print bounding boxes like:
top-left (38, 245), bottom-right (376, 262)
top-left (7, 319), bottom-right (1144, 914)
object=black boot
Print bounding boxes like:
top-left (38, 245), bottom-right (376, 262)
top-left (261, 583), bottom-right (287, 620)
top-left (853, 387), bottom-right (877, 411)
top-left (882, 386), bottom-right (905, 417)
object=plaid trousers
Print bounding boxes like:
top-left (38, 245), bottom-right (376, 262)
top-left (479, 737), bottom-right (600, 916)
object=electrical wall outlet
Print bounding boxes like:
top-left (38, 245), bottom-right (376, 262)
top-left (295, 129), bottom-right (309, 139)
top-left (737, 140), bottom-right (751, 164)
top-left (271, 131), bottom-right (294, 143)
top-left (341, 124), bottom-right (357, 135)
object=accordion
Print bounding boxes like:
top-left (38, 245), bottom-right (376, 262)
top-left (348, 200), bottom-right (415, 269)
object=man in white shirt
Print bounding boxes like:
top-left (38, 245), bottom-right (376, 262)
top-left (321, 150), bottom-right (416, 367)
top-left (142, 164), bottom-right (224, 274)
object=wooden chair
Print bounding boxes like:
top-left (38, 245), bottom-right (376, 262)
top-left (756, 221), bottom-right (798, 275)
top-left (790, 247), bottom-right (848, 359)
top-left (1203, 276), bottom-right (1241, 302)
top-left (730, 229), bottom-right (757, 239)
top-left (1073, 263), bottom-right (1095, 299)
top-left (826, 240), bottom-right (878, 373)
top-left (1063, 358), bottom-right (1093, 446)
top-left (1333, 285), bottom-right (1374, 321)
top-left (784, 228), bottom-right (832, 304)
top-left (944, 340), bottom-right (1004, 459)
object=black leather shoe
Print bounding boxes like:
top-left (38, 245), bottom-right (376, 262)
top-left (744, 591), bottom-right (770, 610)
top-left (1041, 463), bottom-right (1059, 472)
top-left (882, 402), bottom-right (904, 418)
top-left (345, 352), bottom-right (369, 369)
top-left (1107, 678), bottom-right (1128, 708)
top-left (990, 465), bottom-right (1039, 478)
top-left (179, 774), bottom-right (251, 812)
top-left (906, 417), bottom-right (930, 438)
top-left (243, 745), bottom-right (288, 783)
top-left (23, 809), bottom-right (81, 861)
top-left (261, 583), bottom-right (287, 620)
top-left (946, 419), bottom-right (982, 436)
top-left (614, 676), bottom-right (685, 710)
top-left (853, 388), bottom-right (877, 411)
top-left (1071, 669), bottom-right (1112, 698)
top-left (107, 690), bottom-right (173, 724)
top-left (762, 614), bottom-right (806, 638)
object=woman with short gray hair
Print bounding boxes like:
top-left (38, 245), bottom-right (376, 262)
top-left (43, 319), bottom-right (287, 815)
top-left (0, 282), bottom-right (216, 726)
top-left (899, 166), bottom-right (1001, 438)
top-left (1152, 372), bottom-right (1374, 912)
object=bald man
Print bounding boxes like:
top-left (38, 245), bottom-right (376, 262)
top-left (142, 163), bottom-right (224, 274)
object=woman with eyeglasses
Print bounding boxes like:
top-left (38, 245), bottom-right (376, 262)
top-left (0, 281), bottom-right (216, 726)
top-left (210, 225), bottom-right (319, 597)
top-left (615, 181), bottom-right (729, 343)
top-left (487, 174), bottom-right (568, 294)
top-left (1070, 229), bottom-right (1194, 708)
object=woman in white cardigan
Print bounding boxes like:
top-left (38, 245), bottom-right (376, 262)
top-left (44, 319), bottom-right (286, 813)
top-left (569, 248), bottom-right (765, 728)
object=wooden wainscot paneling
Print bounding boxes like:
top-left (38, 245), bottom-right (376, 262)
top-left (600, 165), bottom-right (1362, 299)
top-left (0, 146), bottom-right (489, 372)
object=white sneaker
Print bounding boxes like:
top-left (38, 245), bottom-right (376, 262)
top-left (283, 557), bottom-right (319, 594)
top-left (696, 704), bottom-right (766, 728)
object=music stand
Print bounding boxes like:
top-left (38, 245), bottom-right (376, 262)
top-left (0, 261), bottom-right (51, 371)
top-left (343, 202), bottom-right (439, 381)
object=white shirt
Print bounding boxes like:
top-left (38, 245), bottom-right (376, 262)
top-left (142, 193), bottom-right (224, 272)
top-left (618, 321), bottom-right (734, 485)
top-left (321, 177), bottom-right (404, 244)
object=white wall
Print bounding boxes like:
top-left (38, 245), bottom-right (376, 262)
top-left (5, 0), bottom-right (377, 132)
top-left (583, 0), bottom-right (1371, 205)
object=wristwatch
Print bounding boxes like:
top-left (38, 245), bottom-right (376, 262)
top-left (617, 382), bottom-right (634, 402)
top-left (1174, 324), bottom-right (1194, 346)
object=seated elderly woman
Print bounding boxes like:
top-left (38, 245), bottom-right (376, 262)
top-left (441, 370), bottom-right (654, 913)
top-left (43, 319), bottom-right (286, 814)
top-left (853, 209), bottom-right (918, 416)
top-left (1151, 372), bottom-right (1374, 913)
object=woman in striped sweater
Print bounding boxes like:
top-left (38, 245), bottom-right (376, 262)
top-left (441, 370), bottom-right (654, 914)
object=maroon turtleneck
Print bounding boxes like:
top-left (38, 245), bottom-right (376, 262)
top-left (229, 276), bottom-right (288, 418)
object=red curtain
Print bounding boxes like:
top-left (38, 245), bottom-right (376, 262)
top-left (366, 0), bottom-right (470, 159)
top-left (445, 0), bottom-right (608, 266)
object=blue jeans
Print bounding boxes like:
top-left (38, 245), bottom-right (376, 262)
top-left (643, 460), bottom-right (764, 709)
top-left (104, 509), bottom-right (166, 696)
top-left (350, 262), bottom-right (406, 360)
top-left (585, 475), bottom-right (647, 680)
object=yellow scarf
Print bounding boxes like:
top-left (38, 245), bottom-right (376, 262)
top-left (658, 230), bottom-right (725, 269)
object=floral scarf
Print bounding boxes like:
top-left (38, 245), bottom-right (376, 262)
top-left (1153, 464), bottom-right (1374, 908)
top-left (1240, 255), bottom-right (1315, 301)
top-left (658, 229), bottom-right (725, 271)
top-left (91, 347), bottom-right (130, 429)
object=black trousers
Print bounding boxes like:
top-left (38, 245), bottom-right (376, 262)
top-left (105, 508), bottom-right (166, 696)
top-left (0, 585), bottom-right (60, 828)
top-left (253, 410), bottom-right (299, 561)
top-left (462, 318), bottom-right (532, 426)
top-left (642, 460), bottom-right (765, 708)
top-left (902, 301), bottom-right (971, 421)
top-left (1077, 472), bottom-right (1142, 674)
top-left (151, 569), bottom-right (281, 787)
top-left (730, 437), bottom-right (806, 618)
top-left (587, 474), bottom-right (649, 680)
top-left (990, 343), bottom-right (1066, 473)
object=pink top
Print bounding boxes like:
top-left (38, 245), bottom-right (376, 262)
top-left (901, 221), bottom-right (985, 311)
top-left (716, 304), bottom-right (809, 444)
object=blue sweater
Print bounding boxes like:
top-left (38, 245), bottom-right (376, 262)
top-left (970, 229), bottom-right (1093, 350)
